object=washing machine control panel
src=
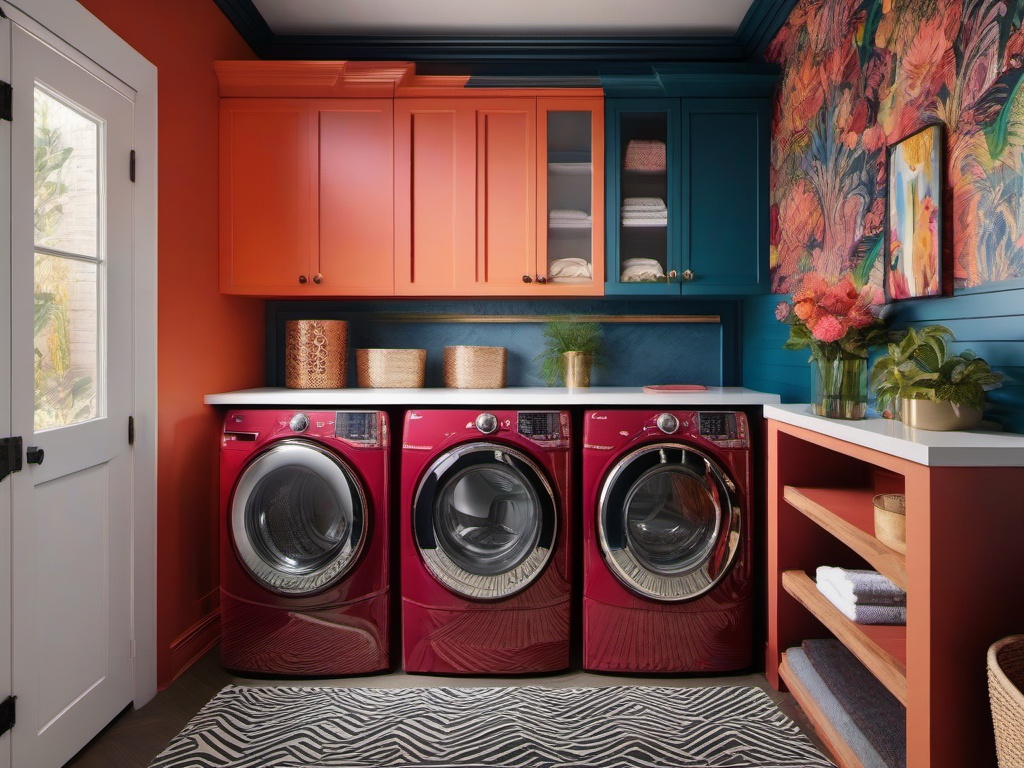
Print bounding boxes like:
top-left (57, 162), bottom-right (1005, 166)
top-left (697, 411), bottom-right (749, 448)
top-left (517, 411), bottom-right (562, 442)
top-left (335, 411), bottom-right (380, 444)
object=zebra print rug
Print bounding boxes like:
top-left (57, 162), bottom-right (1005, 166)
top-left (149, 684), bottom-right (834, 768)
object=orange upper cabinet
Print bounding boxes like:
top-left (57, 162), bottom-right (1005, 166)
top-left (395, 92), bottom-right (604, 297)
top-left (220, 98), bottom-right (394, 296)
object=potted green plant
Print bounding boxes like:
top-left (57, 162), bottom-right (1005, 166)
top-left (534, 319), bottom-right (604, 388)
top-left (870, 325), bottom-right (1003, 430)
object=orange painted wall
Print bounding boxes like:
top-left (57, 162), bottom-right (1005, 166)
top-left (75, 0), bottom-right (264, 687)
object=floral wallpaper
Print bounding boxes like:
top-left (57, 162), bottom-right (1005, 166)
top-left (768, 0), bottom-right (1024, 293)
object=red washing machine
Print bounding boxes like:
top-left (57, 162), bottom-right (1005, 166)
top-left (582, 410), bottom-right (753, 673)
top-left (400, 409), bottom-right (572, 675)
top-left (219, 409), bottom-right (390, 676)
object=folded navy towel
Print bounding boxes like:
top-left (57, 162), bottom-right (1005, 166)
top-left (817, 579), bottom-right (907, 625)
top-left (803, 639), bottom-right (906, 768)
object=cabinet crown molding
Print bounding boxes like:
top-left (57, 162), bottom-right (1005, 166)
top-left (215, 60), bottom-right (417, 97)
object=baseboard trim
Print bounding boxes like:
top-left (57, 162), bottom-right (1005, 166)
top-left (165, 609), bottom-right (221, 688)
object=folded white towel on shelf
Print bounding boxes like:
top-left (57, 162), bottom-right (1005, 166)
top-left (621, 210), bottom-right (669, 219)
top-left (548, 257), bottom-right (592, 279)
top-left (622, 196), bottom-right (667, 210)
top-left (620, 257), bottom-right (665, 282)
top-left (817, 579), bottom-right (907, 625)
top-left (815, 566), bottom-right (906, 606)
top-left (549, 209), bottom-right (591, 220)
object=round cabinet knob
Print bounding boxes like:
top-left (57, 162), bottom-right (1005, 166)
top-left (656, 413), bottom-right (679, 435)
top-left (522, 274), bottom-right (533, 283)
top-left (289, 413), bottom-right (310, 433)
top-left (536, 275), bottom-right (548, 284)
top-left (475, 413), bottom-right (498, 435)
top-left (682, 269), bottom-right (695, 281)
top-left (313, 273), bottom-right (323, 285)
top-left (298, 275), bottom-right (308, 284)
top-left (668, 270), bottom-right (678, 279)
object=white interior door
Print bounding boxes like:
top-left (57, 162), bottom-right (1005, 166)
top-left (8, 22), bottom-right (134, 768)
top-left (0, 13), bottom-right (12, 768)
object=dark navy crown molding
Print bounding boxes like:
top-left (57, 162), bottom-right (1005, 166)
top-left (213, 0), bottom-right (798, 71)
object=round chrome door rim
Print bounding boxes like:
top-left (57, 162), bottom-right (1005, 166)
top-left (413, 442), bottom-right (557, 600)
top-left (597, 442), bottom-right (741, 602)
top-left (231, 439), bottom-right (367, 596)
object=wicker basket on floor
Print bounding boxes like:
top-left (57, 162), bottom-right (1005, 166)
top-left (356, 348), bottom-right (426, 388)
top-left (443, 346), bottom-right (507, 389)
top-left (988, 634), bottom-right (1024, 766)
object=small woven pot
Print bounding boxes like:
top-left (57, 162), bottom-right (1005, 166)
top-left (873, 493), bottom-right (906, 554)
top-left (988, 635), bottom-right (1024, 767)
top-left (443, 346), bottom-right (507, 389)
top-left (356, 348), bottom-right (426, 389)
top-left (284, 320), bottom-right (347, 389)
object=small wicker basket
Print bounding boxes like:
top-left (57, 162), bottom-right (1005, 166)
top-left (873, 493), bottom-right (906, 554)
top-left (356, 348), bottom-right (426, 388)
top-left (988, 634), bottom-right (1024, 767)
top-left (443, 346), bottom-right (507, 389)
top-left (284, 320), bottom-right (347, 389)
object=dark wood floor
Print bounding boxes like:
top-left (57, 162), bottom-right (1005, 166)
top-left (64, 647), bottom-right (826, 767)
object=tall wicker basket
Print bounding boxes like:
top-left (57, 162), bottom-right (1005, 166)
top-left (284, 320), bottom-right (347, 389)
top-left (443, 346), bottom-right (507, 389)
top-left (988, 634), bottom-right (1024, 767)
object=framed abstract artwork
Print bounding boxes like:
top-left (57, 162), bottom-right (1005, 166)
top-left (885, 124), bottom-right (944, 301)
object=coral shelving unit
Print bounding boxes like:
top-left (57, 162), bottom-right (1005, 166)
top-left (765, 405), bottom-right (1024, 768)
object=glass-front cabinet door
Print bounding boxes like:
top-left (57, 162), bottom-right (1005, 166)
top-left (536, 97), bottom-right (604, 296)
top-left (605, 99), bottom-right (681, 295)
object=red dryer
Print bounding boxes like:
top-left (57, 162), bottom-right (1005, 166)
top-left (400, 409), bottom-right (572, 675)
top-left (219, 409), bottom-right (390, 676)
top-left (582, 410), bottom-right (753, 673)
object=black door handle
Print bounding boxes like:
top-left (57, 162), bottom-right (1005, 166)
top-left (26, 446), bottom-right (44, 465)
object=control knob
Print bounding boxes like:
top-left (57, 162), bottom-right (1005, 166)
top-left (475, 413), bottom-right (498, 435)
top-left (289, 413), bottom-right (310, 433)
top-left (656, 413), bottom-right (679, 435)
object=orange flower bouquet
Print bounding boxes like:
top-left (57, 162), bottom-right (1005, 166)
top-left (776, 273), bottom-right (891, 418)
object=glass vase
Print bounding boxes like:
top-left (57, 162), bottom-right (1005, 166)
top-left (811, 357), bottom-right (867, 419)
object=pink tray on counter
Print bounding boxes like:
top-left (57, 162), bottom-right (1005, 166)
top-left (642, 385), bottom-right (708, 393)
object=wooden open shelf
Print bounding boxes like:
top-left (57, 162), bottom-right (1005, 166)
top-left (779, 652), bottom-right (864, 768)
top-left (783, 486), bottom-right (907, 590)
top-left (782, 570), bottom-right (906, 705)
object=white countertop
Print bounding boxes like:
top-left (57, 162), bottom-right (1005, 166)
top-left (204, 386), bottom-right (782, 407)
top-left (764, 403), bottom-right (1024, 467)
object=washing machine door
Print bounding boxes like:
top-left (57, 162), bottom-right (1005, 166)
top-left (231, 439), bottom-right (367, 595)
top-left (598, 443), bottom-right (740, 601)
top-left (414, 442), bottom-right (557, 600)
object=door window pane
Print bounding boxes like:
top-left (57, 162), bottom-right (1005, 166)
top-left (33, 87), bottom-right (102, 431)
top-left (546, 111), bottom-right (594, 284)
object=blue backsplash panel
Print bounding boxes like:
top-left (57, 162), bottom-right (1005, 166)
top-left (266, 298), bottom-right (740, 388)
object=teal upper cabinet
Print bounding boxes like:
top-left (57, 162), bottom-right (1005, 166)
top-left (603, 66), bottom-right (776, 297)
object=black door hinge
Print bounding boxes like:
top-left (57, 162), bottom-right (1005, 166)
top-left (128, 416), bottom-right (135, 446)
top-left (129, 149), bottom-right (136, 182)
top-left (0, 436), bottom-right (22, 483)
top-left (0, 81), bottom-right (11, 122)
top-left (0, 695), bottom-right (15, 737)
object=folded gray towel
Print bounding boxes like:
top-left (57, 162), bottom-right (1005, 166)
top-left (785, 647), bottom-right (891, 768)
top-left (803, 639), bottom-right (906, 768)
top-left (817, 579), bottom-right (907, 625)
top-left (816, 566), bottom-right (906, 605)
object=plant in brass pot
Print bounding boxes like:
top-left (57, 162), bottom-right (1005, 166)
top-left (870, 325), bottom-right (1003, 430)
top-left (535, 319), bottom-right (605, 388)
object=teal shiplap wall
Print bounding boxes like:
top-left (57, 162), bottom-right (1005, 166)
top-left (268, 299), bottom-right (740, 389)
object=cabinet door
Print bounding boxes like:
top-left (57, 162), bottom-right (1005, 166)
top-left (604, 99), bottom-right (681, 296)
top-left (464, 98), bottom-right (537, 296)
top-left (680, 98), bottom-right (770, 295)
top-left (316, 100), bottom-right (394, 296)
top-left (220, 99), bottom-right (316, 295)
top-left (537, 98), bottom-right (605, 296)
top-left (394, 99), bottom-right (476, 295)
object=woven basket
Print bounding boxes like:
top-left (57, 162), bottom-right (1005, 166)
top-left (873, 493), bottom-right (906, 554)
top-left (356, 348), bottom-right (426, 388)
top-left (624, 139), bottom-right (666, 171)
top-left (284, 320), bottom-right (347, 389)
top-left (443, 346), bottom-right (507, 389)
top-left (989, 635), bottom-right (1024, 766)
